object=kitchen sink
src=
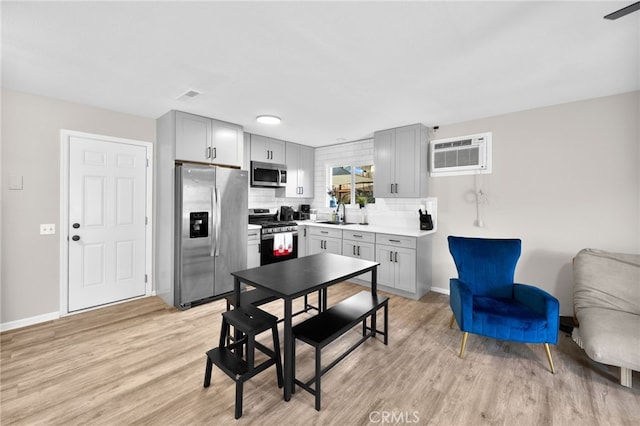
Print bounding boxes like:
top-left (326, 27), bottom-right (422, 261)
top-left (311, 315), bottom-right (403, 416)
top-left (317, 221), bottom-right (357, 226)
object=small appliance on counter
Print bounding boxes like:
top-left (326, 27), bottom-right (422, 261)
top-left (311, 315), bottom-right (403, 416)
top-left (280, 205), bottom-right (294, 221)
top-left (419, 208), bottom-right (434, 230)
top-left (296, 204), bottom-right (311, 220)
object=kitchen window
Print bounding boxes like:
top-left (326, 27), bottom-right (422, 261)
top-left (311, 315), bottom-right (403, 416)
top-left (329, 165), bottom-right (374, 206)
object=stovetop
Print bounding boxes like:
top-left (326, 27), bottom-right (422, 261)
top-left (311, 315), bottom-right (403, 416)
top-left (248, 208), bottom-right (298, 230)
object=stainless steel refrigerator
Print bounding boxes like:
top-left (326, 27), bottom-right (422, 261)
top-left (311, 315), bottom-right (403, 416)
top-left (175, 164), bottom-right (248, 309)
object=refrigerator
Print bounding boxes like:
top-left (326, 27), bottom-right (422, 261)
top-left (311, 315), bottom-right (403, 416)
top-left (175, 164), bottom-right (248, 309)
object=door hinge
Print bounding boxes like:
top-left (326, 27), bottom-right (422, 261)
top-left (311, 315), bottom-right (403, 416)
top-left (145, 274), bottom-right (148, 283)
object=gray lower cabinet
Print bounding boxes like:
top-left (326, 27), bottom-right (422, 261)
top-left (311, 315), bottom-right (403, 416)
top-left (375, 233), bottom-right (431, 299)
top-left (308, 227), bottom-right (342, 255)
top-left (342, 230), bottom-right (375, 282)
top-left (297, 225), bottom-right (308, 257)
top-left (247, 228), bottom-right (260, 269)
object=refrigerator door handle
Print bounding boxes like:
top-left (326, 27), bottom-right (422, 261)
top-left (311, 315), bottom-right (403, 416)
top-left (214, 186), bottom-right (221, 257)
top-left (210, 188), bottom-right (215, 257)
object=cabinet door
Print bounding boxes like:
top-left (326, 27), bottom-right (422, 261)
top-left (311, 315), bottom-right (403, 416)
top-left (394, 125), bottom-right (421, 197)
top-left (394, 247), bottom-right (417, 292)
top-left (250, 135), bottom-right (269, 162)
top-left (373, 129), bottom-right (394, 197)
top-left (211, 120), bottom-right (242, 167)
top-left (284, 143), bottom-right (300, 197)
top-left (298, 226), bottom-right (308, 257)
top-left (324, 237), bottom-right (342, 255)
top-left (298, 145), bottom-right (314, 197)
top-left (269, 139), bottom-right (286, 164)
top-left (342, 240), bottom-right (358, 259)
top-left (356, 241), bottom-right (375, 283)
top-left (247, 241), bottom-right (260, 268)
top-left (175, 111), bottom-right (211, 163)
top-left (375, 245), bottom-right (395, 287)
top-left (308, 234), bottom-right (325, 255)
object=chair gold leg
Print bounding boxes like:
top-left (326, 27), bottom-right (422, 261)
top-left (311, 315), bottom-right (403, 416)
top-left (543, 343), bottom-right (555, 374)
top-left (449, 314), bottom-right (455, 329)
top-left (459, 332), bottom-right (469, 358)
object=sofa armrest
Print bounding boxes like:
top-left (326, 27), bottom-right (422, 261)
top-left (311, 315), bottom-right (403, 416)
top-left (514, 283), bottom-right (560, 343)
top-left (450, 278), bottom-right (473, 331)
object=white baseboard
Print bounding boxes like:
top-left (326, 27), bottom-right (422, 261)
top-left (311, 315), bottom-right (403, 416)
top-left (430, 286), bottom-right (450, 295)
top-left (1, 311), bottom-right (60, 332)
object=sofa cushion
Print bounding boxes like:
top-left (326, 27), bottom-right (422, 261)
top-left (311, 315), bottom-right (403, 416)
top-left (574, 307), bottom-right (640, 371)
top-left (573, 248), bottom-right (640, 316)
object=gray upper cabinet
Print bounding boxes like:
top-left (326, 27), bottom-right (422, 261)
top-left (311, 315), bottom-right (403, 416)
top-left (174, 111), bottom-right (243, 167)
top-left (250, 134), bottom-right (286, 164)
top-left (373, 123), bottom-right (429, 198)
top-left (280, 142), bottom-right (314, 198)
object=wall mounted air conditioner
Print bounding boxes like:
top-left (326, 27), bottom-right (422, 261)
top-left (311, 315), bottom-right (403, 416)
top-left (429, 132), bottom-right (492, 177)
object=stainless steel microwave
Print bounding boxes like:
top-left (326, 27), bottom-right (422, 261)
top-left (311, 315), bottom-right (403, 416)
top-left (250, 161), bottom-right (287, 188)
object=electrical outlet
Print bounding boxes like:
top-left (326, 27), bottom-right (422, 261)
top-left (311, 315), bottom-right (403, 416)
top-left (40, 224), bottom-right (56, 235)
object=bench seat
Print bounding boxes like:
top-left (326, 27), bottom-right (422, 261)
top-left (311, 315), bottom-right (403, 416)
top-left (293, 290), bottom-right (389, 410)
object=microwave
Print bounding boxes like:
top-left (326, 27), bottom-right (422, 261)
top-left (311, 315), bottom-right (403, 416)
top-left (250, 161), bottom-right (287, 188)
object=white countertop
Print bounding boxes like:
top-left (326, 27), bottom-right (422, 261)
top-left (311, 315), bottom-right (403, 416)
top-left (296, 220), bottom-right (436, 238)
top-left (248, 224), bottom-right (261, 230)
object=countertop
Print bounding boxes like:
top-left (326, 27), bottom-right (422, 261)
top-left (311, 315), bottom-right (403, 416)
top-left (295, 220), bottom-right (436, 238)
top-left (248, 224), bottom-right (261, 230)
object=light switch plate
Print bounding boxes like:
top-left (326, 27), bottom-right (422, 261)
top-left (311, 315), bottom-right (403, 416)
top-left (9, 175), bottom-right (23, 190)
top-left (40, 224), bottom-right (56, 235)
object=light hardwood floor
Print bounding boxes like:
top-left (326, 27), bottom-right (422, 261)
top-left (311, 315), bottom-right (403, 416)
top-left (1, 282), bottom-right (639, 425)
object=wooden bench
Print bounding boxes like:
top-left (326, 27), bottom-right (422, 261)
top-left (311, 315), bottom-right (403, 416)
top-left (292, 290), bottom-right (389, 410)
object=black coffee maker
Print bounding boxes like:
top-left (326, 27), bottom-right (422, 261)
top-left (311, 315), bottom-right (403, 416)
top-left (297, 204), bottom-right (311, 220)
top-left (280, 206), bottom-right (294, 221)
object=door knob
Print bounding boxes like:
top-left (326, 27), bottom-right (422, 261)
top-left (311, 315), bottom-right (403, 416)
top-left (72, 235), bottom-right (80, 241)
top-left (72, 223), bottom-right (80, 229)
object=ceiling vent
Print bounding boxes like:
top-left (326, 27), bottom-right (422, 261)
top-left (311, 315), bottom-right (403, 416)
top-left (176, 89), bottom-right (202, 101)
top-left (429, 132), bottom-right (492, 177)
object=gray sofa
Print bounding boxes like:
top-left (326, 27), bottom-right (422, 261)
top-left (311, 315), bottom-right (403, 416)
top-left (573, 248), bottom-right (640, 387)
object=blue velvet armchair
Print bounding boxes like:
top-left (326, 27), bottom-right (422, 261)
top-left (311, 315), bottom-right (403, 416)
top-left (447, 236), bottom-right (559, 373)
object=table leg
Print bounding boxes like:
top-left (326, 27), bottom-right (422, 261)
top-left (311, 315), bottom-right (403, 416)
top-left (371, 267), bottom-right (377, 337)
top-left (284, 298), bottom-right (293, 401)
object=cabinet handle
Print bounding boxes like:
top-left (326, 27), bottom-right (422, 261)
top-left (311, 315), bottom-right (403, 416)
top-left (353, 246), bottom-right (356, 255)
top-left (206, 147), bottom-right (212, 159)
top-left (353, 234), bottom-right (362, 238)
top-left (212, 147), bottom-right (217, 159)
top-left (321, 231), bottom-right (329, 234)
top-left (395, 183), bottom-right (398, 193)
top-left (390, 183), bottom-right (394, 194)
top-left (389, 239), bottom-right (401, 243)
top-left (394, 251), bottom-right (398, 263)
top-left (357, 246), bottom-right (361, 256)
top-left (304, 228), bottom-right (307, 237)
top-left (389, 251), bottom-right (393, 262)
top-left (258, 245), bottom-right (261, 253)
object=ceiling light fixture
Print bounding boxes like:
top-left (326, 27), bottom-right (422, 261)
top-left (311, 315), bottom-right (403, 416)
top-left (256, 115), bottom-right (281, 125)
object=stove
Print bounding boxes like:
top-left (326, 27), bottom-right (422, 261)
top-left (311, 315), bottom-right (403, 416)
top-left (248, 208), bottom-right (299, 264)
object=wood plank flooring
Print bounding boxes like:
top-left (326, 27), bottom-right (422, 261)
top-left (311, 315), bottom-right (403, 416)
top-left (1, 282), bottom-right (639, 425)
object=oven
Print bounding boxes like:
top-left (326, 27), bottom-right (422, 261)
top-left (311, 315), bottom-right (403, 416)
top-left (260, 224), bottom-right (298, 265)
top-left (249, 208), bottom-right (299, 266)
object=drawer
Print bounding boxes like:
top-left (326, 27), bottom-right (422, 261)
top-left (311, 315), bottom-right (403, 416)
top-left (247, 229), bottom-right (260, 241)
top-left (309, 226), bottom-right (342, 239)
top-left (376, 233), bottom-right (417, 249)
top-left (342, 230), bottom-right (375, 244)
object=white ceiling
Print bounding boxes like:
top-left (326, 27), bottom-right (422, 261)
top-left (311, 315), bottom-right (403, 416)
top-left (2, 1), bottom-right (638, 147)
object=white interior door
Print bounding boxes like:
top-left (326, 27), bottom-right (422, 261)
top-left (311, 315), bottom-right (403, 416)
top-left (68, 136), bottom-right (147, 312)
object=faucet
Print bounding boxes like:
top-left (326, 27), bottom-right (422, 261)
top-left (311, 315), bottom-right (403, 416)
top-left (337, 202), bottom-right (346, 224)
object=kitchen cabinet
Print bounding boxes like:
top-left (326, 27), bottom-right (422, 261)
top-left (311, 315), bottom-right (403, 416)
top-left (174, 111), bottom-right (243, 167)
top-left (297, 225), bottom-right (308, 257)
top-left (375, 233), bottom-right (424, 295)
top-left (247, 228), bottom-right (261, 269)
top-left (250, 134), bottom-right (286, 164)
top-left (373, 123), bottom-right (429, 198)
top-left (308, 227), bottom-right (342, 255)
top-left (342, 230), bottom-right (375, 282)
top-left (280, 142), bottom-right (314, 198)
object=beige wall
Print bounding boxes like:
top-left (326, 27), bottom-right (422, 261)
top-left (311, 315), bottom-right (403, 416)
top-left (1, 89), bottom-right (156, 325)
top-left (429, 91), bottom-right (640, 315)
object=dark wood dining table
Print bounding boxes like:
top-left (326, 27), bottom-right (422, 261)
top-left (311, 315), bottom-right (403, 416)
top-left (231, 252), bottom-right (379, 401)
